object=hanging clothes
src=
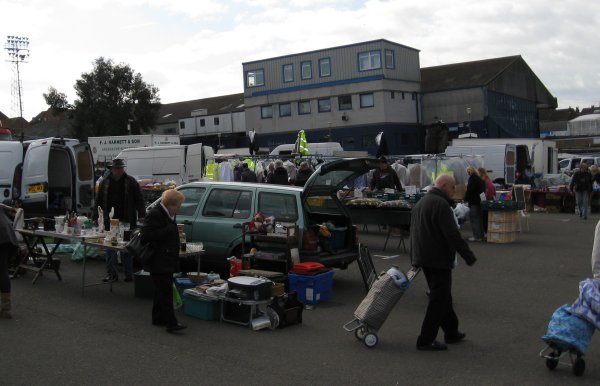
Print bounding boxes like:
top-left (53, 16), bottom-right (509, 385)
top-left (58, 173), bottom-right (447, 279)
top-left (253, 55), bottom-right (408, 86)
top-left (219, 161), bottom-right (234, 182)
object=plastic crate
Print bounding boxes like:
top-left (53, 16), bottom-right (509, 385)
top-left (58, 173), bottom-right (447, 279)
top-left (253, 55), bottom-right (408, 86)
top-left (288, 270), bottom-right (334, 305)
top-left (183, 294), bottom-right (220, 321)
top-left (330, 227), bottom-right (347, 250)
top-left (175, 277), bottom-right (196, 297)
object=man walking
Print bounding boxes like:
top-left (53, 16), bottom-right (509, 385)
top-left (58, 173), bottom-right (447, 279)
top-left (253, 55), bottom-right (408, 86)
top-left (410, 174), bottom-right (477, 351)
top-left (570, 162), bottom-right (593, 220)
top-left (95, 158), bottom-right (146, 282)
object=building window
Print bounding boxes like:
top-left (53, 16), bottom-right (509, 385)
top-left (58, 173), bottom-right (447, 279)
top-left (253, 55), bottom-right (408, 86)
top-left (363, 135), bottom-right (377, 147)
top-left (279, 103), bottom-right (291, 117)
top-left (179, 121), bottom-right (185, 129)
top-left (402, 92), bottom-right (405, 100)
top-left (338, 95), bottom-right (352, 111)
top-left (391, 91), bottom-right (395, 99)
top-left (385, 49), bottom-right (395, 69)
top-left (283, 64), bottom-right (294, 83)
top-left (318, 98), bottom-right (331, 113)
top-left (214, 117), bottom-right (220, 125)
top-left (200, 119), bottom-right (205, 127)
top-left (358, 50), bottom-right (381, 71)
top-left (261, 105), bottom-right (273, 119)
top-left (319, 58), bottom-right (331, 77)
top-left (360, 93), bottom-right (374, 108)
top-left (246, 69), bottom-right (264, 87)
top-left (298, 100), bottom-right (311, 115)
top-left (301, 61), bottom-right (312, 80)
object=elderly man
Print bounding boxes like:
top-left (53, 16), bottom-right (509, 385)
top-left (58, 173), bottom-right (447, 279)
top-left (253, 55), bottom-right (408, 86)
top-left (570, 162), bottom-right (593, 220)
top-left (410, 174), bottom-right (477, 351)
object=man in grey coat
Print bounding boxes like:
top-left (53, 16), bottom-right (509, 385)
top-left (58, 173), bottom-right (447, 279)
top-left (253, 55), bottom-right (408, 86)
top-left (410, 174), bottom-right (477, 351)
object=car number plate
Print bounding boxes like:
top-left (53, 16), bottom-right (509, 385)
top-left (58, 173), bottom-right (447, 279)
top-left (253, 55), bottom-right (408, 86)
top-left (28, 183), bottom-right (44, 193)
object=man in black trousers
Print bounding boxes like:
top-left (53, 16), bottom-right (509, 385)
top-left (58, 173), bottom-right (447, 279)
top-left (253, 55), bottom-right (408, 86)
top-left (410, 174), bottom-right (477, 351)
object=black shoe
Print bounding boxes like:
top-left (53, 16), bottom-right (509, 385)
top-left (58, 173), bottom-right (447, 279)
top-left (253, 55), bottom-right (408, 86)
top-left (124, 276), bottom-right (133, 282)
top-left (417, 340), bottom-right (447, 351)
top-left (445, 331), bottom-right (466, 344)
top-left (102, 275), bottom-right (118, 283)
top-left (166, 323), bottom-right (187, 333)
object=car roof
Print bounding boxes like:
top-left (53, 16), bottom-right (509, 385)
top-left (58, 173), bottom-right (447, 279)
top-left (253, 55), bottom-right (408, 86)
top-left (178, 180), bottom-right (303, 192)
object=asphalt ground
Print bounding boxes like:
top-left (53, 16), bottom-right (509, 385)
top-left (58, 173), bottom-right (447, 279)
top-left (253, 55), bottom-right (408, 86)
top-left (1, 212), bottom-right (600, 385)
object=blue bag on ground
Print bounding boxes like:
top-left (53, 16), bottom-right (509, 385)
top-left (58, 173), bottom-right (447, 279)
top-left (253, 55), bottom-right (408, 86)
top-left (542, 304), bottom-right (595, 354)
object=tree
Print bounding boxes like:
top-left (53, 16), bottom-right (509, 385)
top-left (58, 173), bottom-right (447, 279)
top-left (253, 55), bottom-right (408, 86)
top-left (71, 57), bottom-right (160, 139)
top-left (43, 86), bottom-right (71, 112)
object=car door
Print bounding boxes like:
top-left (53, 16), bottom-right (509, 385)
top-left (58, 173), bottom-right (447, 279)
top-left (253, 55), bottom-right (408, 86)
top-left (174, 185), bottom-right (208, 244)
top-left (21, 138), bottom-right (53, 212)
top-left (194, 186), bottom-right (255, 256)
top-left (71, 142), bottom-right (95, 214)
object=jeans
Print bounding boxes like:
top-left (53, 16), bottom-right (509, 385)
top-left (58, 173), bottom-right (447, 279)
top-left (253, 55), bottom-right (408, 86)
top-left (575, 191), bottom-right (590, 219)
top-left (417, 267), bottom-right (459, 345)
top-left (469, 204), bottom-right (484, 239)
top-left (105, 249), bottom-right (133, 278)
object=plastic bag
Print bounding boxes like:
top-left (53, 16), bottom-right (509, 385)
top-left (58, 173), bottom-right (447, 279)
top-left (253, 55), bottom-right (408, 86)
top-left (173, 282), bottom-right (183, 309)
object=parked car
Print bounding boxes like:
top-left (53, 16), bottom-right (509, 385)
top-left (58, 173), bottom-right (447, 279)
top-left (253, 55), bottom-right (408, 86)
top-left (147, 158), bottom-right (381, 275)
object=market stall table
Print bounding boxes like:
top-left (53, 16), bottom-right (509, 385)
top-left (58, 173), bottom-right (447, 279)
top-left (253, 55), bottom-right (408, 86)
top-left (347, 207), bottom-right (411, 251)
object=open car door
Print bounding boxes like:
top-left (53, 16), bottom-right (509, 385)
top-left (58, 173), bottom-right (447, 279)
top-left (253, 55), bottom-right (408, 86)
top-left (21, 138), bottom-right (53, 214)
top-left (72, 142), bottom-right (95, 214)
top-left (303, 158), bottom-right (380, 199)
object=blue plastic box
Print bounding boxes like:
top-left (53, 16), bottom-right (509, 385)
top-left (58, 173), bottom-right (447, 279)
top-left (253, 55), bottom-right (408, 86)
top-left (288, 270), bottom-right (334, 305)
top-left (175, 277), bottom-right (195, 297)
top-left (183, 294), bottom-right (220, 321)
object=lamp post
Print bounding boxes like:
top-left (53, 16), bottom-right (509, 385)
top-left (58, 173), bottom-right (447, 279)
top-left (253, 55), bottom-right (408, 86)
top-left (4, 35), bottom-right (30, 137)
top-left (466, 107), bottom-right (472, 134)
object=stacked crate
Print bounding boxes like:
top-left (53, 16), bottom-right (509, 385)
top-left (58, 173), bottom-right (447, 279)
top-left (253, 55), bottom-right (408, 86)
top-left (487, 210), bottom-right (518, 243)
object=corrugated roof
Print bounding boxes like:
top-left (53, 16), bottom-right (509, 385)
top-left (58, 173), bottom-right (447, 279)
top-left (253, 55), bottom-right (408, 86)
top-left (156, 93), bottom-right (244, 125)
top-left (420, 55), bottom-right (520, 92)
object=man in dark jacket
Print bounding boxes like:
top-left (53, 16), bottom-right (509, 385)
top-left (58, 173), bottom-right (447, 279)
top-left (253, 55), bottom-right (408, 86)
top-left (294, 161), bottom-right (312, 187)
top-left (141, 189), bottom-right (186, 333)
top-left (370, 157), bottom-right (403, 191)
top-left (95, 158), bottom-right (146, 282)
top-left (240, 163), bottom-right (258, 182)
top-left (268, 160), bottom-right (289, 185)
top-left (410, 174), bottom-right (477, 351)
top-left (570, 162), bottom-right (593, 220)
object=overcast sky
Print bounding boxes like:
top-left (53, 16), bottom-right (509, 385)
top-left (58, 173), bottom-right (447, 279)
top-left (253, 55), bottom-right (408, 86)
top-left (1, 0), bottom-right (599, 121)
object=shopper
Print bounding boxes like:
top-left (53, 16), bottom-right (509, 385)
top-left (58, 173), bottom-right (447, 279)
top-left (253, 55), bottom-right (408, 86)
top-left (410, 174), bottom-right (477, 351)
top-left (269, 160), bottom-right (290, 185)
top-left (464, 166), bottom-right (485, 241)
top-left (294, 161), bottom-right (313, 187)
top-left (370, 157), bottom-right (403, 191)
top-left (0, 204), bottom-right (19, 319)
top-left (141, 189), bottom-right (187, 333)
top-left (95, 158), bottom-right (146, 282)
top-left (478, 167), bottom-right (496, 234)
top-left (570, 162), bottom-right (593, 220)
top-left (240, 163), bottom-right (258, 182)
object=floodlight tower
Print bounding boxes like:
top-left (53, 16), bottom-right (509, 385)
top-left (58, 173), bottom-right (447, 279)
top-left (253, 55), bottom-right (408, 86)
top-left (4, 35), bottom-right (30, 128)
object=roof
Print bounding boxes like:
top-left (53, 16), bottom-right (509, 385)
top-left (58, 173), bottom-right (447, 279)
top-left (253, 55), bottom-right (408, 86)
top-left (569, 113), bottom-right (600, 123)
top-left (539, 108), bottom-right (578, 122)
top-left (156, 93), bottom-right (244, 125)
top-left (420, 55), bottom-right (520, 92)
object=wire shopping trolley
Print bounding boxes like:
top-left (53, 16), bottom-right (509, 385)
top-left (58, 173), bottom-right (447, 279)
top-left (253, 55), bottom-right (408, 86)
top-left (343, 266), bottom-right (420, 348)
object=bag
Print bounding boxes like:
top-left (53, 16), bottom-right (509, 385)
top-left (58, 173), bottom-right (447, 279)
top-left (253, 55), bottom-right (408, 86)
top-left (125, 228), bottom-right (154, 266)
top-left (172, 282), bottom-right (182, 309)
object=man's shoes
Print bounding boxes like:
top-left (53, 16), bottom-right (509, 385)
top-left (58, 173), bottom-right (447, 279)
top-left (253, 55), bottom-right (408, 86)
top-left (102, 275), bottom-right (118, 283)
top-left (445, 331), bottom-right (467, 344)
top-left (417, 340), bottom-right (447, 351)
top-left (124, 276), bottom-right (133, 282)
top-left (166, 323), bottom-right (187, 333)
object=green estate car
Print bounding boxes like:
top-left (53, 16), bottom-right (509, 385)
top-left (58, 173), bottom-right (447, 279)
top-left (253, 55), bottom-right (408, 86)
top-left (148, 158), bottom-right (381, 270)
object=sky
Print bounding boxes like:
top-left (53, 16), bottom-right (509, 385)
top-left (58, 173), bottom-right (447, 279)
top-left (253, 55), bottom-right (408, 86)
top-left (1, 0), bottom-right (599, 121)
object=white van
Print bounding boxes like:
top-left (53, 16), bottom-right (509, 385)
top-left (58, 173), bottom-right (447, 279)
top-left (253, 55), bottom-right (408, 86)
top-left (116, 143), bottom-right (215, 184)
top-left (0, 137), bottom-right (95, 216)
top-left (445, 144), bottom-right (518, 184)
top-left (269, 142), bottom-right (343, 157)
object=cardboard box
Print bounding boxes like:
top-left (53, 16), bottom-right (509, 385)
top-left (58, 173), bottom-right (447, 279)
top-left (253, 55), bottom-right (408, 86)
top-left (488, 220), bottom-right (518, 233)
top-left (488, 210), bottom-right (518, 222)
top-left (487, 231), bottom-right (517, 244)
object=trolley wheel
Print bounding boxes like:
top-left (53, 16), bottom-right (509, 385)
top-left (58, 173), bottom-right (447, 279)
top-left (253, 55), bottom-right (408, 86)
top-left (545, 350), bottom-right (560, 370)
top-left (363, 332), bottom-right (378, 348)
top-left (573, 357), bottom-right (585, 376)
top-left (354, 327), bottom-right (366, 341)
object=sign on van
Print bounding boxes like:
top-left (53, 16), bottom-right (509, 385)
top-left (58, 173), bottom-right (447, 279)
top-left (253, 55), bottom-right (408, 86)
top-left (88, 134), bottom-right (180, 164)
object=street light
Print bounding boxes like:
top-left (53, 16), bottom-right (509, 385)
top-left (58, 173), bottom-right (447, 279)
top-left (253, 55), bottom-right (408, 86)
top-left (466, 107), bottom-right (472, 134)
top-left (4, 35), bottom-right (30, 137)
